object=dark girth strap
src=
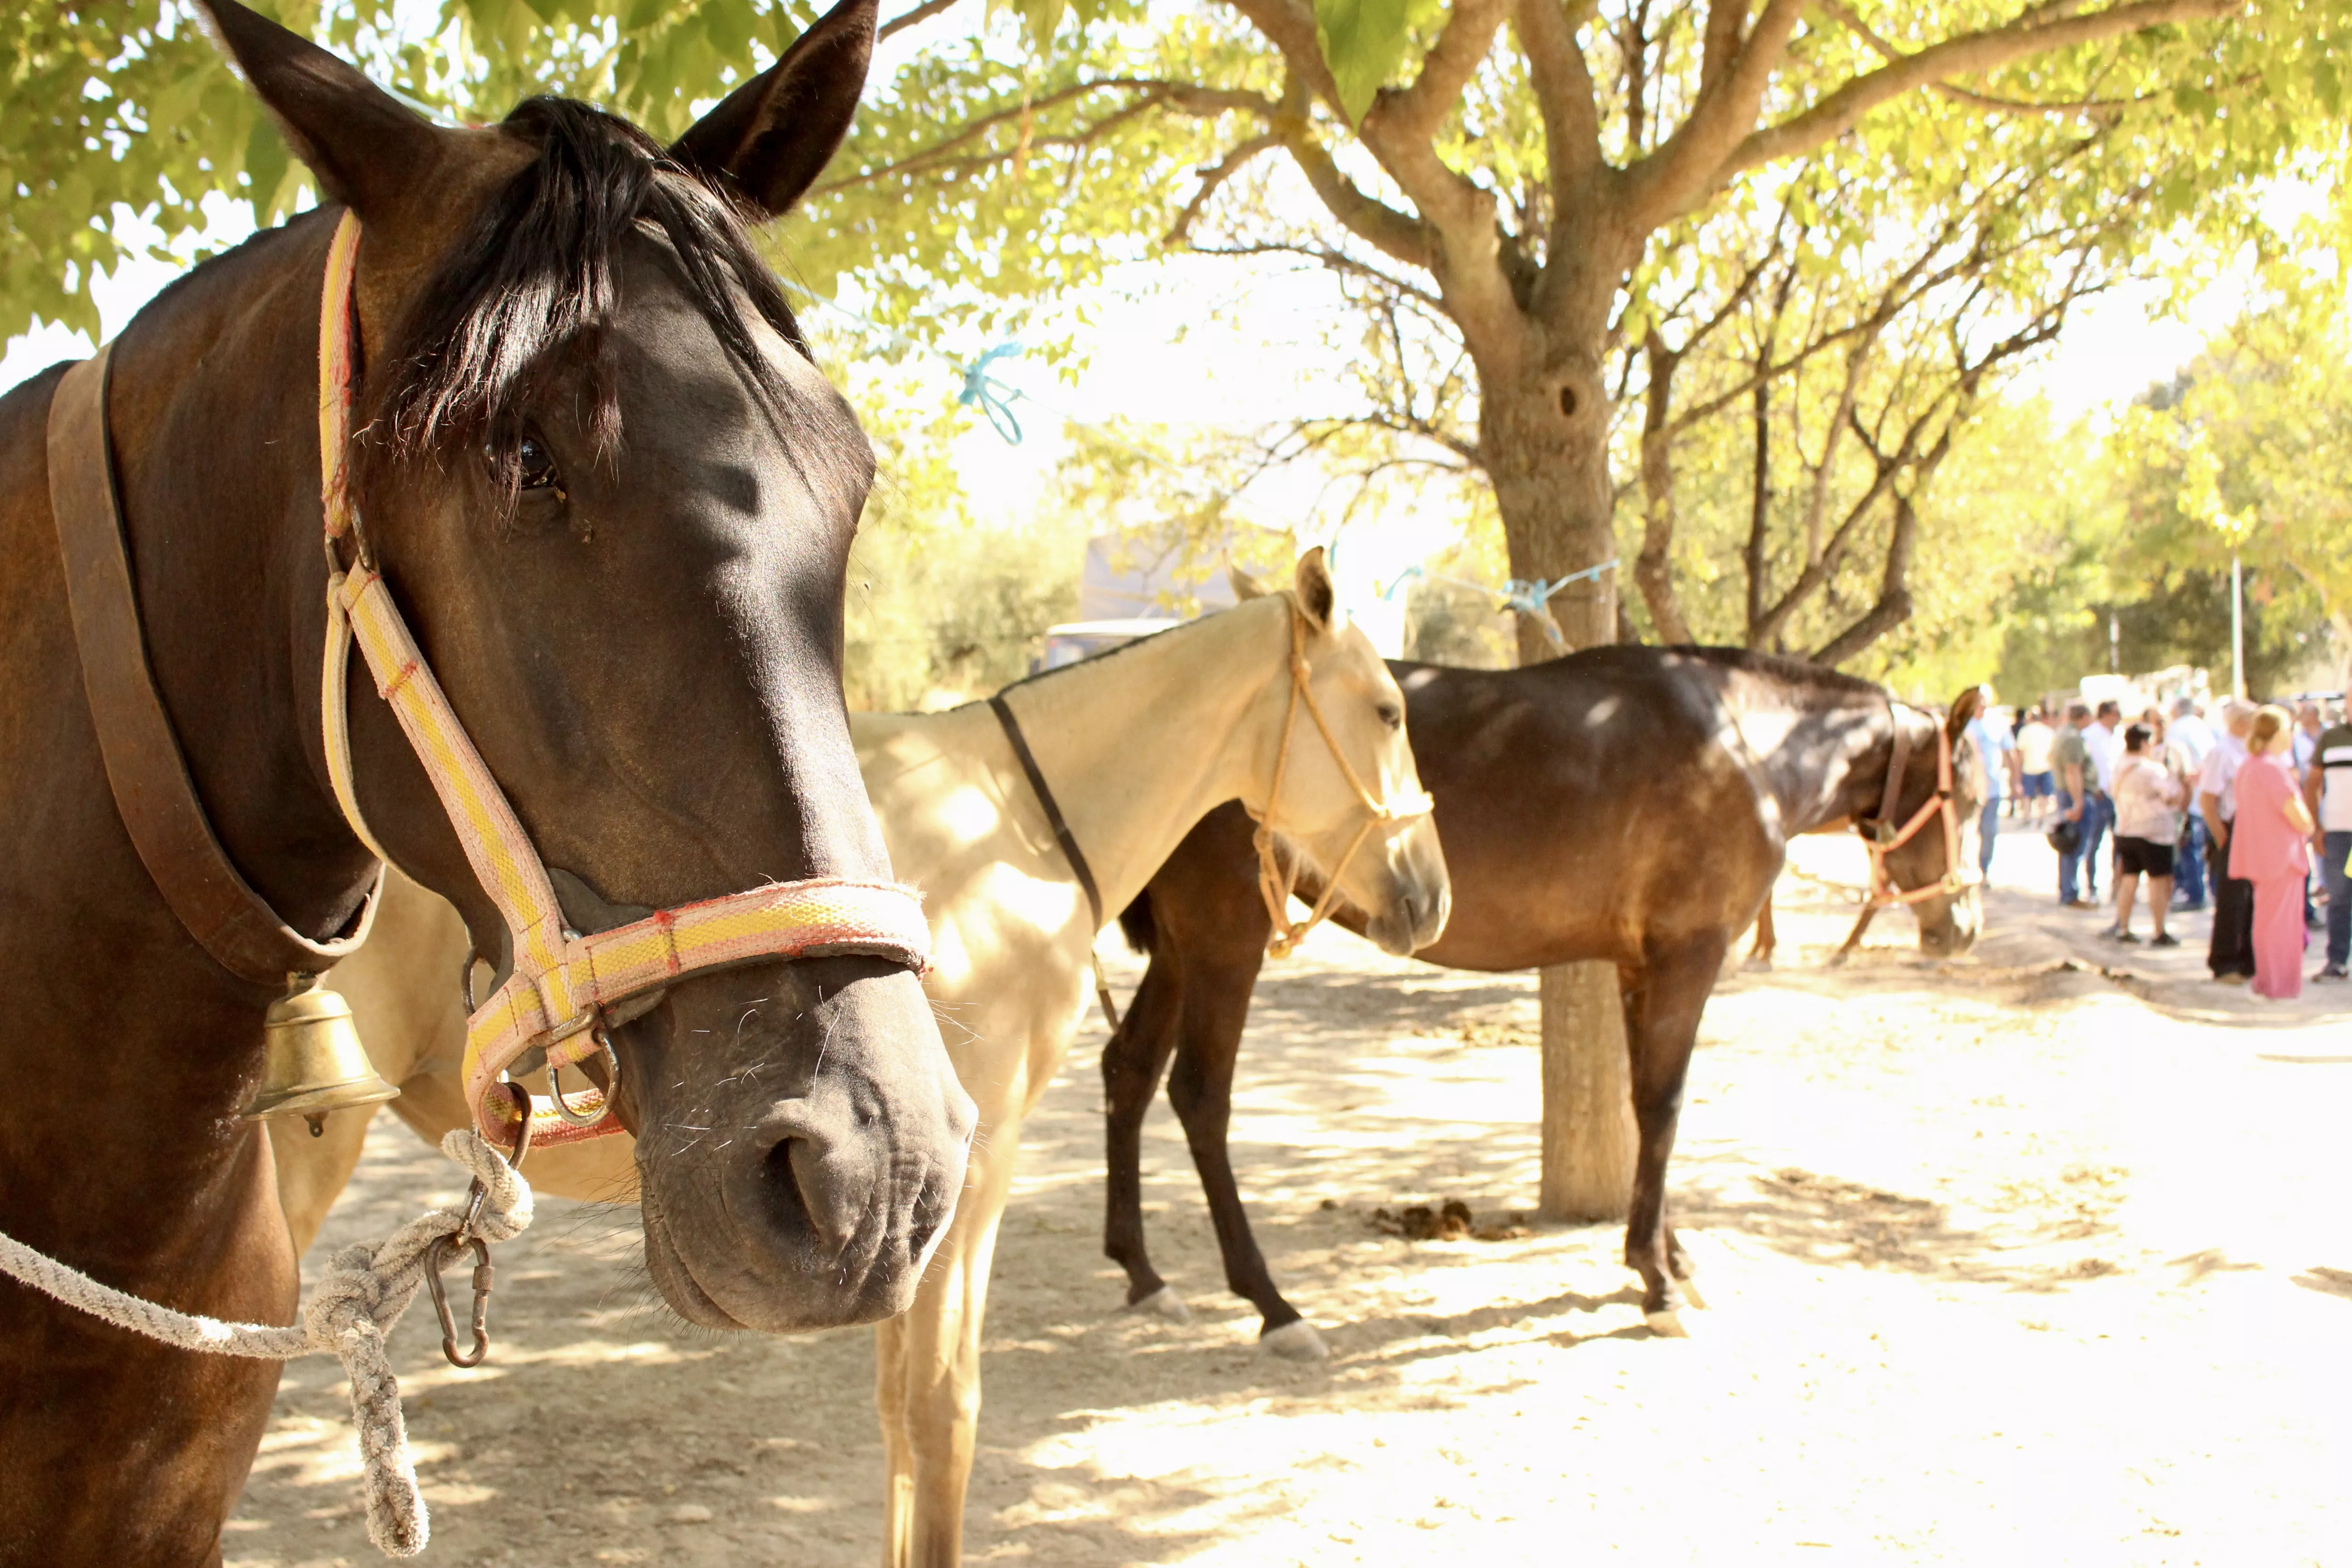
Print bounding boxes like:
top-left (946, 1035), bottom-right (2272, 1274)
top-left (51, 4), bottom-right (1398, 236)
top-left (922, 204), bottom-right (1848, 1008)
top-left (1872, 698), bottom-right (1912, 837)
top-left (987, 692), bottom-right (1119, 1028)
top-left (45, 347), bottom-right (374, 987)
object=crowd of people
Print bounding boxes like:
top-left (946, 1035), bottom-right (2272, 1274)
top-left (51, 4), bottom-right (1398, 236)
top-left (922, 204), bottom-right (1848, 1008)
top-left (1971, 691), bottom-right (2351, 1002)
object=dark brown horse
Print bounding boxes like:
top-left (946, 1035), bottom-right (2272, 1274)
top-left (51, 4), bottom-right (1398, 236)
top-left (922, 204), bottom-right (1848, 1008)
top-left (1102, 648), bottom-right (1984, 1354)
top-left (0, 2), bottom-right (974, 1560)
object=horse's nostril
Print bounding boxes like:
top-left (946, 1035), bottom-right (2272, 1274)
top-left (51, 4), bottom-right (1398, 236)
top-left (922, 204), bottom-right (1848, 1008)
top-left (760, 1135), bottom-right (813, 1223)
top-left (761, 1130), bottom-right (860, 1254)
top-left (907, 1199), bottom-right (946, 1260)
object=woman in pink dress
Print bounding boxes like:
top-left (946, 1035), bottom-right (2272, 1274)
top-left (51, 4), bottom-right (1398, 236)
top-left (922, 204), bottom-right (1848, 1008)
top-left (2230, 706), bottom-right (2317, 1000)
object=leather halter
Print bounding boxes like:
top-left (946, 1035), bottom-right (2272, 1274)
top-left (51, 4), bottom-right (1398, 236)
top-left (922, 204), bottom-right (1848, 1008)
top-left (1248, 596), bottom-right (1435, 958)
top-left (310, 211), bottom-right (931, 1148)
top-left (45, 348), bottom-right (383, 987)
top-left (1858, 699), bottom-right (1979, 909)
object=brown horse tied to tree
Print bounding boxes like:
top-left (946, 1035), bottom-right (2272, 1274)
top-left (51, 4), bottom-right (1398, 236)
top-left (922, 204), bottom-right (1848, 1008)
top-left (1102, 648), bottom-right (1984, 1349)
top-left (0, 1), bottom-right (979, 1561)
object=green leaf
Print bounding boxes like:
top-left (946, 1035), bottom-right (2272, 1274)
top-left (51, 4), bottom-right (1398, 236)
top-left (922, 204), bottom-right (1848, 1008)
top-left (1315, 0), bottom-right (1412, 126)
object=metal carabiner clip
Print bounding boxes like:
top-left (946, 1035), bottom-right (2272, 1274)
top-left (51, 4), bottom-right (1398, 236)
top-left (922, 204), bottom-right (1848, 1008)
top-left (425, 1232), bottom-right (494, 1368)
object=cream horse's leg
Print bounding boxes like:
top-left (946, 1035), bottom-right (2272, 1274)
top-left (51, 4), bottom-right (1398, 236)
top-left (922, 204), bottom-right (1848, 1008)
top-left (879, 1113), bottom-right (1022, 1568)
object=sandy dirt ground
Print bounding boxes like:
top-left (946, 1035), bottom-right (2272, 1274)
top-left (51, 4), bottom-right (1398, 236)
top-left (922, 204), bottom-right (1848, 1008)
top-left (227, 818), bottom-right (2352, 1567)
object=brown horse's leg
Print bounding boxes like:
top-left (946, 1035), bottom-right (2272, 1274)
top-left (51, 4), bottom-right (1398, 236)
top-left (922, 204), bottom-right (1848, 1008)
top-left (1620, 931), bottom-right (1730, 1333)
top-left (1163, 966), bottom-right (1315, 1356)
top-left (1102, 944), bottom-right (1186, 1317)
top-left (1831, 901), bottom-right (1879, 964)
top-left (1746, 892), bottom-right (1777, 967)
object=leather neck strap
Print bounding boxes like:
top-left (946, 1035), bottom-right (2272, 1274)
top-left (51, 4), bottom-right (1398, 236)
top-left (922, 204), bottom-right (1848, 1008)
top-left (44, 345), bottom-right (378, 989)
top-left (987, 692), bottom-right (1104, 932)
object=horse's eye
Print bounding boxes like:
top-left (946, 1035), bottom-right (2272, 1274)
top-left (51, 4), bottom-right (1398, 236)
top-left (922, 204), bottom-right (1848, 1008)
top-left (1377, 702), bottom-right (1404, 731)
top-left (515, 434), bottom-right (561, 493)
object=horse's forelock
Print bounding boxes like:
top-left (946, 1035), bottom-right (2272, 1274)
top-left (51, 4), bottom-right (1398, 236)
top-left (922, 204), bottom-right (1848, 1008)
top-left (372, 96), bottom-right (807, 497)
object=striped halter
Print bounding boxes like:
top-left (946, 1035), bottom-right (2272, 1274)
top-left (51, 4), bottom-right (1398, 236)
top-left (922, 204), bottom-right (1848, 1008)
top-left (314, 211), bottom-right (929, 1150)
top-left (1859, 699), bottom-right (1980, 909)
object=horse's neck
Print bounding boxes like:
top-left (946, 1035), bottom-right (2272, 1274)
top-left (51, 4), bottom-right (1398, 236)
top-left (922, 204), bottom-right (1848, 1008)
top-left (1725, 674), bottom-right (1899, 835)
top-left (993, 598), bottom-right (1290, 918)
top-left (104, 213), bottom-right (369, 938)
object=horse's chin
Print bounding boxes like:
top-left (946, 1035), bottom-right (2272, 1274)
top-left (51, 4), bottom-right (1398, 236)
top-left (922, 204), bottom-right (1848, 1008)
top-left (637, 1205), bottom-right (753, 1330)
top-left (1363, 882), bottom-right (1449, 956)
top-left (1364, 914), bottom-right (1419, 957)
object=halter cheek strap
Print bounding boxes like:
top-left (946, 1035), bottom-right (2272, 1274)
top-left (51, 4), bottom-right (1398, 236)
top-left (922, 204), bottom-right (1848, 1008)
top-left (1861, 699), bottom-right (1979, 909)
top-left (314, 211), bottom-right (930, 1148)
top-left (1247, 594), bottom-right (1435, 958)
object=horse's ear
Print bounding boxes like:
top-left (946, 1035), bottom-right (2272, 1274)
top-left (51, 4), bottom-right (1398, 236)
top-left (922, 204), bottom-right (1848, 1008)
top-left (1293, 547), bottom-right (1338, 634)
top-left (671, 0), bottom-right (877, 218)
top-left (193, 0), bottom-right (442, 221)
top-left (1228, 560), bottom-right (1269, 601)
top-left (1946, 685), bottom-right (1985, 743)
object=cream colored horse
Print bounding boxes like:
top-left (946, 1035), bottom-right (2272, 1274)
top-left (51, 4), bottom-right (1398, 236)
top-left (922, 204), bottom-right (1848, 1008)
top-left (277, 550), bottom-right (1448, 1565)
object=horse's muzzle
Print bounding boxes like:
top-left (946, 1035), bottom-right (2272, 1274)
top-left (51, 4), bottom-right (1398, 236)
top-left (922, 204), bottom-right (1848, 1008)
top-left (627, 958), bottom-right (974, 1331)
top-left (1363, 827), bottom-right (1451, 956)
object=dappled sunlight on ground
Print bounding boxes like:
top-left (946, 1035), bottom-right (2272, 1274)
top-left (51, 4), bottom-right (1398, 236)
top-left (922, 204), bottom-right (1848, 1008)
top-left (229, 847), bottom-right (2352, 1564)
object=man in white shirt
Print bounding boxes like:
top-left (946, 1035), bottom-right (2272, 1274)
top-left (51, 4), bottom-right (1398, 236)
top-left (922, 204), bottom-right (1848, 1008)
top-left (2084, 700), bottom-right (2123, 796)
top-left (2169, 697), bottom-right (2214, 910)
top-left (2293, 701), bottom-right (2321, 777)
top-left (2197, 699), bottom-right (2256, 982)
top-left (2015, 708), bottom-right (2057, 825)
top-left (2170, 697), bottom-right (2215, 769)
top-left (1965, 694), bottom-right (2014, 877)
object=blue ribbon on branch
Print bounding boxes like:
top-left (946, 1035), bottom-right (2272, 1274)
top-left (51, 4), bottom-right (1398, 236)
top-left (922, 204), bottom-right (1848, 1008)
top-left (956, 341), bottom-right (1027, 445)
top-left (1379, 559), bottom-right (1620, 652)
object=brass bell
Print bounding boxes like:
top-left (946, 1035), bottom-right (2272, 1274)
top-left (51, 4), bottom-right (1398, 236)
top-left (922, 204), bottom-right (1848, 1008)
top-left (241, 972), bottom-right (400, 1137)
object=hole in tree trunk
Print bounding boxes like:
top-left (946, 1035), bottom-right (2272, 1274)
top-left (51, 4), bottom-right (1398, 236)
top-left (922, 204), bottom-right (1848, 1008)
top-left (1558, 385), bottom-right (1579, 418)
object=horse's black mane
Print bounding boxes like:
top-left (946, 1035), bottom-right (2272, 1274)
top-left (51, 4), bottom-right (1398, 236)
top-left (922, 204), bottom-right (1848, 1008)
top-left (378, 97), bottom-right (804, 489)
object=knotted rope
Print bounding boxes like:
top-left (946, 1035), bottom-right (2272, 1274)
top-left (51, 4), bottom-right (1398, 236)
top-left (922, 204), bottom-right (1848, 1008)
top-left (0, 1129), bottom-right (531, 1557)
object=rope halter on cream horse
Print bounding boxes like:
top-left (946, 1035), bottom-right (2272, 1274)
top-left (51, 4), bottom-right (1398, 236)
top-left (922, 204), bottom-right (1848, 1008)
top-left (1859, 698), bottom-right (1979, 909)
top-left (1249, 594), bottom-right (1436, 958)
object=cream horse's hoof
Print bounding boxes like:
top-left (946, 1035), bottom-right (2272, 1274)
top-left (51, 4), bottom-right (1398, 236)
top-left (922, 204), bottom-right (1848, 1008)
top-left (1127, 1285), bottom-right (1191, 1324)
top-left (1260, 1319), bottom-right (1329, 1361)
top-left (1644, 1308), bottom-right (1690, 1338)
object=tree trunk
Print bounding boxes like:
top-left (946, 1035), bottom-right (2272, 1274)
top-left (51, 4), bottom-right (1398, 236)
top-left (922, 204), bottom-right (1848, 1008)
top-left (1476, 334), bottom-right (1638, 1223)
top-left (1537, 962), bottom-right (1637, 1220)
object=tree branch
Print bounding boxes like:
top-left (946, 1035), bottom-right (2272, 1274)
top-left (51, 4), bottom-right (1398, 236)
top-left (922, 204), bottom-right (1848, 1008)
top-left (1700, 0), bottom-right (1748, 95)
top-left (1517, 0), bottom-right (1608, 196)
top-left (1807, 491), bottom-right (1920, 666)
top-left (1166, 133), bottom-right (1281, 245)
top-left (1724, 0), bottom-right (2242, 184)
top-left (1634, 328), bottom-right (1695, 643)
top-left (1222, 0), bottom-right (1348, 113)
top-left (1816, 0), bottom-right (2146, 120)
top-left (1273, 104), bottom-right (1439, 269)
top-left (814, 78), bottom-right (1272, 196)
top-left (1374, 0), bottom-right (1511, 142)
top-left (878, 0), bottom-right (965, 42)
